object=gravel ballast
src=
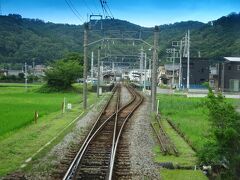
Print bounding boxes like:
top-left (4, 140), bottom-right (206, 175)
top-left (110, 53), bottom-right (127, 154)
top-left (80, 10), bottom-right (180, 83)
top-left (24, 88), bottom-right (160, 179)
top-left (127, 94), bottom-right (160, 179)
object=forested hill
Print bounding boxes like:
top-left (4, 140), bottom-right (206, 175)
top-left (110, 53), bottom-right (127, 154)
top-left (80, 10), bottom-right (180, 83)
top-left (0, 14), bottom-right (84, 65)
top-left (0, 12), bottom-right (240, 65)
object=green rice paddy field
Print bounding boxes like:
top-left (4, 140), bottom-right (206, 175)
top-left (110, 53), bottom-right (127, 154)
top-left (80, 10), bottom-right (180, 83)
top-left (0, 83), bottom-right (99, 176)
top-left (0, 83), bottom-right (81, 136)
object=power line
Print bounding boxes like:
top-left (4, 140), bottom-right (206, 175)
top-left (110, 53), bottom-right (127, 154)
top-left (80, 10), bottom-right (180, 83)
top-left (82, 0), bottom-right (93, 14)
top-left (105, 2), bottom-right (114, 19)
top-left (99, 0), bottom-right (106, 18)
top-left (99, 0), bottom-right (114, 19)
top-left (65, 0), bottom-right (84, 23)
top-left (68, 0), bottom-right (85, 21)
top-left (93, 0), bottom-right (101, 14)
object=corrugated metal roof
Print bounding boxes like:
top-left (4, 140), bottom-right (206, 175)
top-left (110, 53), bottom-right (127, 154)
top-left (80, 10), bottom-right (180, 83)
top-left (224, 57), bottom-right (240, 62)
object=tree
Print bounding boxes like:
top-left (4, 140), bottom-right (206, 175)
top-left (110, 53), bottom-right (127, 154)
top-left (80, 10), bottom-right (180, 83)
top-left (44, 53), bottom-right (83, 90)
top-left (18, 72), bottom-right (25, 80)
top-left (199, 88), bottom-right (240, 179)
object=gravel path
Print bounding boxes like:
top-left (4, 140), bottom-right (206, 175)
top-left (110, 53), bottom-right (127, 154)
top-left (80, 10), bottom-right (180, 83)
top-left (128, 94), bottom-right (161, 179)
top-left (25, 94), bottom-right (110, 180)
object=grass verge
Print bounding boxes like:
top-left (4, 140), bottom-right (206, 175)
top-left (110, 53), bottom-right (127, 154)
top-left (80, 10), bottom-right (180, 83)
top-left (0, 83), bottom-right (103, 177)
top-left (151, 116), bottom-right (207, 179)
top-left (152, 118), bottom-right (196, 167)
top-left (161, 169), bottom-right (208, 180)
top-left (157, 94), bottom-right (209, 151)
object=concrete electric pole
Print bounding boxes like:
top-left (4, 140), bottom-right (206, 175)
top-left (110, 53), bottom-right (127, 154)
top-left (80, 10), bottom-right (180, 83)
top-left (97, 47), bottom-right (101, 97)
top-left (144, 53), bottom-right (147, 91)
top-left (25, 62), bottom-right (28, 91)
top-left (151, 26), bottom-right (159, 112)
top-left (83, 23), bottom-right (89, 109)
top-left (172, 48), bottom-right (176, 88)
top-left (187, 30), bottom-right (190, 90)
top-left (140, 47), bottom-right (144, 85)
top-left (91, 51), bottom-right (94, 83)
top-left (179, 40), bottom-right (183, 89)
top-left (166, 48), bottom-right (177, 89)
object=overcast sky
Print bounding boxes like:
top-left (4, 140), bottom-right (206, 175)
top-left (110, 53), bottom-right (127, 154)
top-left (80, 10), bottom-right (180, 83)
top-left (1, 0), bottom-right (240, 27)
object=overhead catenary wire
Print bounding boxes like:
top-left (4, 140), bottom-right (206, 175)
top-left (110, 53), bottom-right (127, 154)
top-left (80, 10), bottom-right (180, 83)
top-left (67, 0), bottom-right (85, 21)
top-left (93, 0), bottom-right (101, 14)
top-left (65, 0), bottom-right (85, 23)
top-left (105, 2), bottom-right (114, 19)
top-left (99, 0), bottom-right (106, 18)
top-left (82, 0), bottom-right (94, 14)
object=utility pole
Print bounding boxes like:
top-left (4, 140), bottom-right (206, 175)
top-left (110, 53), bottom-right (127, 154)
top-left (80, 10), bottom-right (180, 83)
top-left (91, 51), bottom-right (94, 83)
top-left (151, 26), bottom-right (159, 112)
top-left (179, 40), bottom-right (183, 89)
top-left (32, 59), bottom-right (35, 84)
top-left (97, 47), bottom-right (101, 97)
top-left (100, 61), bottom-right (103, 83)
top-left (112, 61), bottom-right (115, 82)
top-left (140, 47), bottom-right (144, 85)
top-left (187, 30), bottom-right (190, 90)
top-left (166, 48), bottom-right (178, 90)
top-left (144, 53), bottom-right (147, 91)
top-left (83, 23), bottom-right (89, 109)
top-left (24, 62), bottom-right (28, 91)
top-left (149, 57), bottom-right (152, 87)
top-left (172, 48), bottom-right (176, 89)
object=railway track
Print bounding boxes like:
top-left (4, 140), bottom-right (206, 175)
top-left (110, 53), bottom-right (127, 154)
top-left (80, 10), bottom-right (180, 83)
top-left (61, 84), bottom-right (143, 180)
top-left (151, 118), bottom-right (178, 156)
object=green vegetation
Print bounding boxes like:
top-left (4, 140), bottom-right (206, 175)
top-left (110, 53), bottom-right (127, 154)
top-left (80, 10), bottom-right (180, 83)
top-left (0, 83), bottom-right (99, 176)
top-left (153, 119), bottom-right (196, 167)
top-left (198, 89), bottom-right (240, 179)
top-left (157, 94), bottom-right (209, 151)
top-left (44, 53), bottom-right (83, 91)
top-left (161, 169), bottom-right (207, 180)
top-left (0, 84), bottom-right (81, 136)
top-left (151, 115), bottom-right (207, 179)
top-left (0, 14), bottom-right (83, 64)
top-left (157, 93), bottom-right (240, 179)
top-left (1, 12), bottom-right (240, 65)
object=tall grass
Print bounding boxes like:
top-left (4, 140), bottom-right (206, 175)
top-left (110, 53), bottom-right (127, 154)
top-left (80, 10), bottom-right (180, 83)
top-left (158, 94), bottom-right (239, 151)
top-left (158, 95), bottom-right (209, 150)
top-left (0, 84), bottom-right (81, 136)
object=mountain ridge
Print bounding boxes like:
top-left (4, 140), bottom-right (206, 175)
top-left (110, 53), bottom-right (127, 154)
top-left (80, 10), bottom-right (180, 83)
top-left (0, 12), bottom-right (239, 66)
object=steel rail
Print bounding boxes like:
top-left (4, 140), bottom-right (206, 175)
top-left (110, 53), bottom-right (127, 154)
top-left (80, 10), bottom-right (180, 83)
top-left (110, 86), bottom-right (121, 164)
top-left (63, 84), bottom-right (137, 179)
top-left (63, 85), bottom-right (118, 180)
top-left (108, 86), bottom-right (144, 180)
